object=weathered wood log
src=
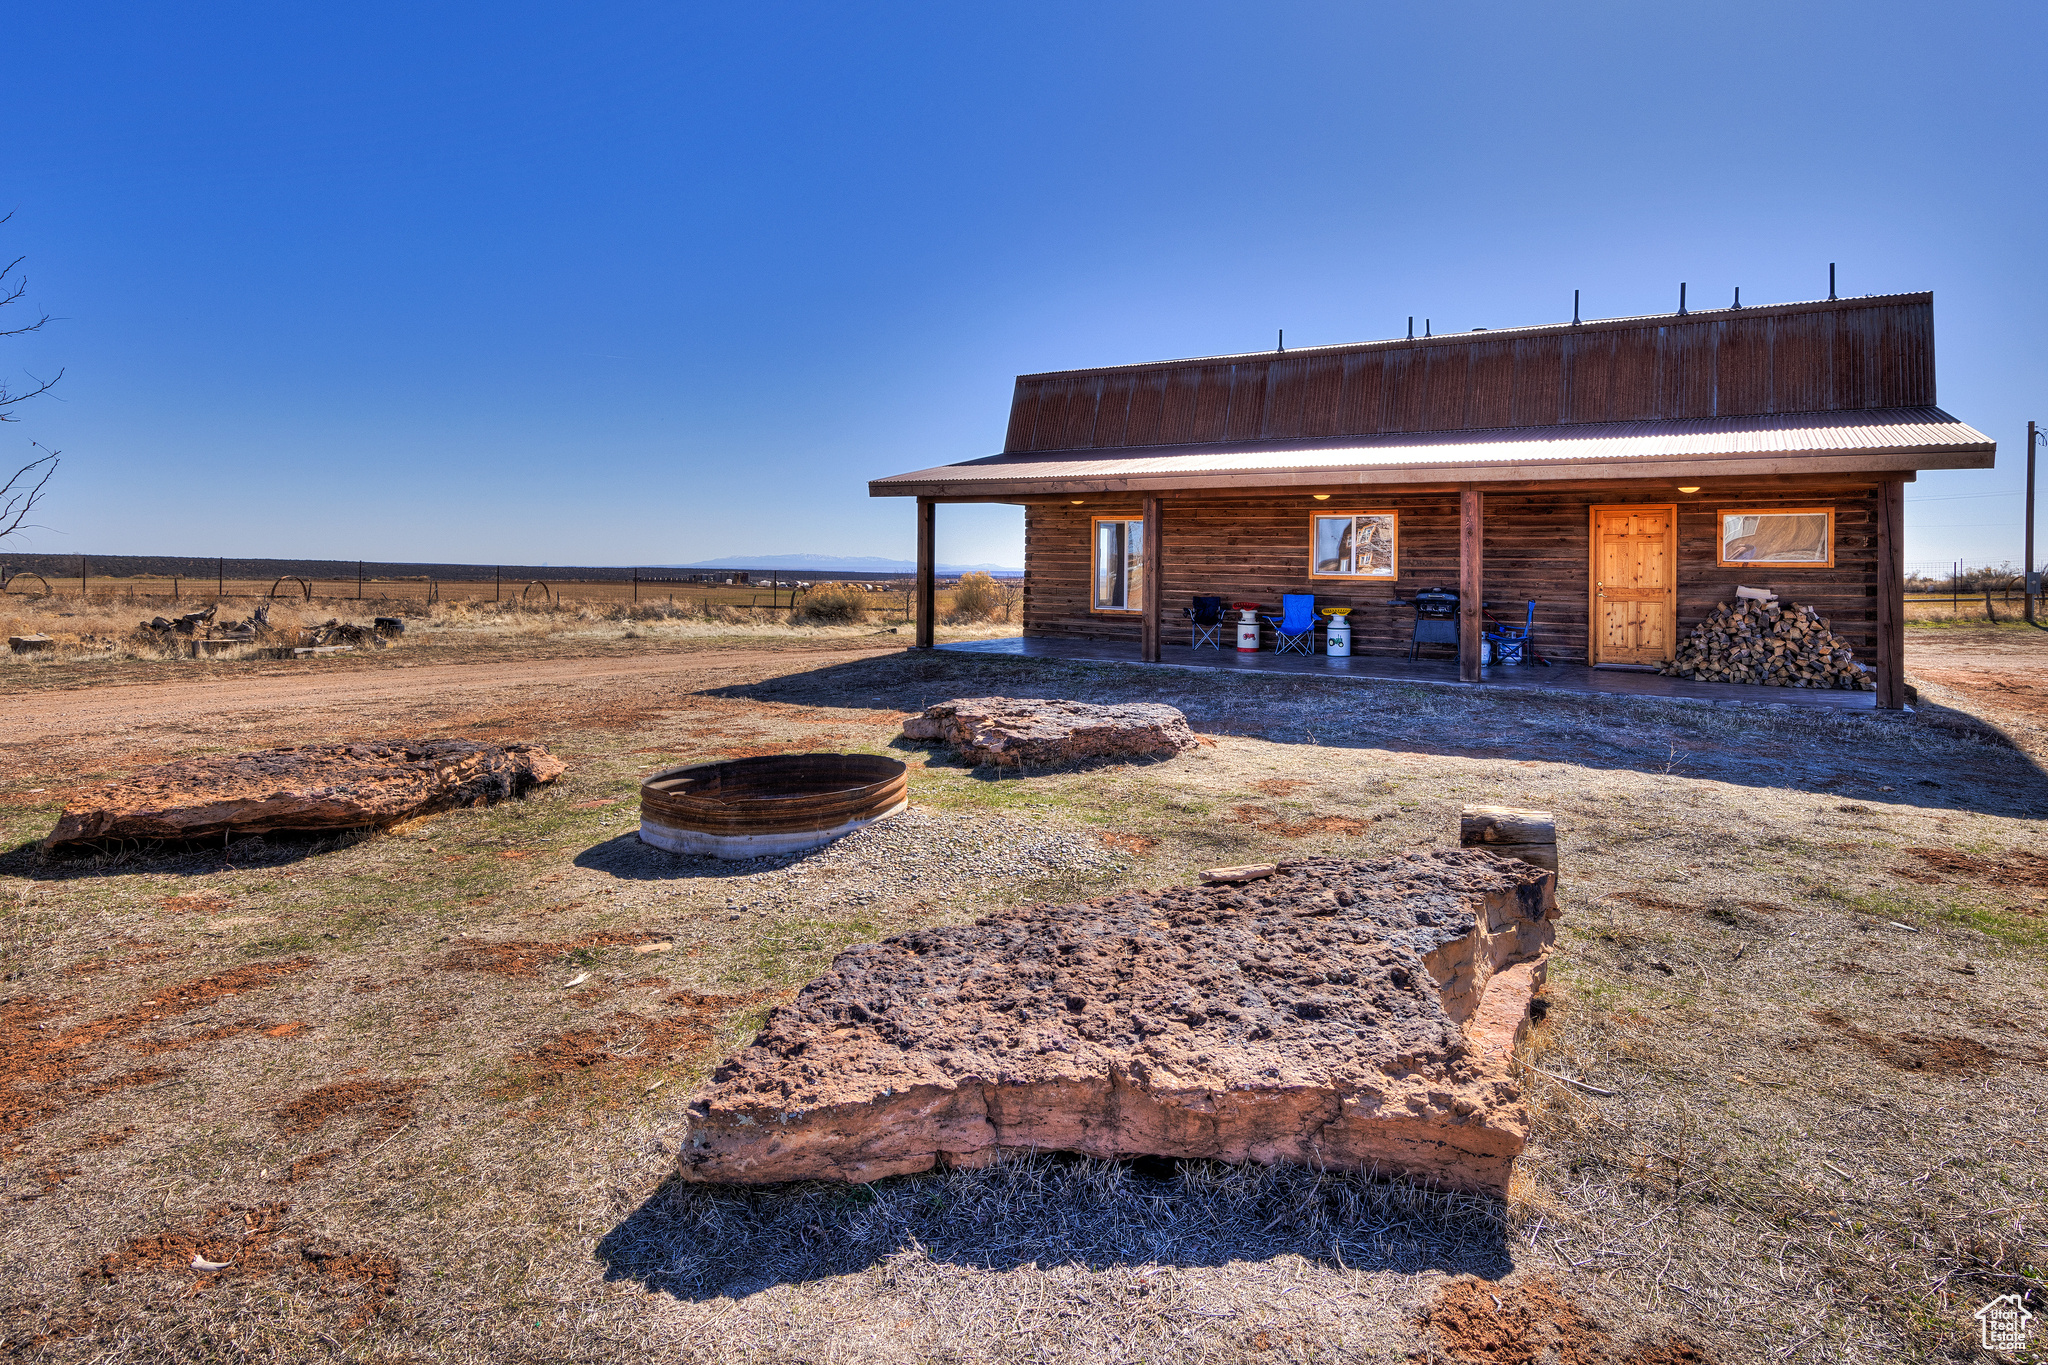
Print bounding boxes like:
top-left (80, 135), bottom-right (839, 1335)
top-left (1459, 805), bottom-right (1556, 847)
top-left (1459, 805), bottom-right (1557, 875)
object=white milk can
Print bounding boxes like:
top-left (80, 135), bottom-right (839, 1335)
top-left (1235, 605), bottom-right (1261, 652)
top-left (1324, 609), bottom-right (1352, 656)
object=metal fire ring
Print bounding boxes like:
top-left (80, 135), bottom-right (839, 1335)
top-left (639, 753), bottom-right (909, 860)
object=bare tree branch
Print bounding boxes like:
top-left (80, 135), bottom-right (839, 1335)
top-left (0, 213), bottom-right (62, 542)
top-left (0, 443), bottom-right (58, 541)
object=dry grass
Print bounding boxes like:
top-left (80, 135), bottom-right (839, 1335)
top-left (0, 589), bottom-right (1021, 671)
top-left (3, 631), bottom-right (2047, 1361)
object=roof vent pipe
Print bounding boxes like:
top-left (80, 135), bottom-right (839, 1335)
top-left (1407, 316), bottom-right (1414, 339)
top-left (1572, 289), bottom-right (1580, 325)
top-left (1829, 263), bottom-right (1837, 300)
top-left (1732, 286), bottom-right (1741, 309)
top-left (1425, 318), bottom-right (1431, 337)
top-left (1678, 282), bottom-right (1687, 316)
top-left (1277, 329), bottom-right (1284, 353)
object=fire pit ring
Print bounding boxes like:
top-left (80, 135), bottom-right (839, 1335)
top-left (639, 753), bottom-right (908, 859)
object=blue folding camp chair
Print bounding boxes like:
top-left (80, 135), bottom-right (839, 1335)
top-left (1484, 599), bottom-right (1535, 666)
top-left (1183, 596), bottom-right (1224, 649)
top-left (1263, 594), bottom-right (1319, 655)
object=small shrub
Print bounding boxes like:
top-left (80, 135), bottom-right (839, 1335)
top-left (948, 572), bottom-right (1001, 623)
top-left (798, 583), bottom-right (869, 625)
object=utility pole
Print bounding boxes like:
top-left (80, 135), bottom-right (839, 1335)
top-left (79, 555), bottom-right (87, 599)
top-left (357, 560), bottom-right (364, 600)
top-left (217, 557), bottom-right (224, 601)
top-left (2029, 420), bottom-right (2039, 624)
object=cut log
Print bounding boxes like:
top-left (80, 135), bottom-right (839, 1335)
top-left (1459, 806), bottom-right (1556, 847)
top-left (1460, 806), bottom-right (1557, 875)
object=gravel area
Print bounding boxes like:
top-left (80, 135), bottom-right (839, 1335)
top-left (592, 807), bottom-right (1133, 920)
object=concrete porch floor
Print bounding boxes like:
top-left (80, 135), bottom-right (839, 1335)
top-left (935, 635), bottom-right (1882, 711)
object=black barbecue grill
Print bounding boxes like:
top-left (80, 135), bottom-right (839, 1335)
top-left (1407, 588), bottom-right (1460, 660)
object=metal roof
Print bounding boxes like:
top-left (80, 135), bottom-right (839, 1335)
top-left (1000, 294), bottom-right (1939, 454)
top-left (870, 406), bottom-right (1994, 499)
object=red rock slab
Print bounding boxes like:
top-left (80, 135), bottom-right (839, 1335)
top-left (901, 697), bottom-right (1197, 768)
top-left (43, 741), bottom-right (566, 850)
top-left (676, 849), bottom-right (1558, 1195)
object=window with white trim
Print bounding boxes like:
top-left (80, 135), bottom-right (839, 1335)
top-left (1091, 516), bottom-right (1143, 612)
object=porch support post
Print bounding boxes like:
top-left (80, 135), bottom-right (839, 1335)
top-left (1459, 486), bottom-right (1483, 682)
top-left (1140, 494), bottom-right (1162, 662)
top-left (1876, 478), bottom-right (1906, 709)
top-left (915, 496), bottom-right (936, 649)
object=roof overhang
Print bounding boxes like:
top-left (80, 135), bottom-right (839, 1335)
top-left (870, 407), bottom-right (1994, 500)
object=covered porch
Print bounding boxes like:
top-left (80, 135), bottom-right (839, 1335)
top-left (935, 633), bottom-right (1881, 711)
top-left (874, 294), bottom-right (1999, 714)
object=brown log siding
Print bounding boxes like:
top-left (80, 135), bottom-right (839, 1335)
top-left (1021, 478), bottom-right (1883, 666)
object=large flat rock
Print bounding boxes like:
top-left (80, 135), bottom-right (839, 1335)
top-left (901, 696), bottom-right (1197, 768)
top-left (677, 849), bottom-right (1558, 1195)
top-left (44, 740), bottom-right (566, 850)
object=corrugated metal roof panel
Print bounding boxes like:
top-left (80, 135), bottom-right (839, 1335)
top-left (995, 295), bottom-right (1944, 454)
top-left (871, 407), bottom-right (1993, 496)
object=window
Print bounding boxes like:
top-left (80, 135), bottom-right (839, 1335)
top-left (1310, 511), bottom-right (1398, 579)
top-left (1716, 508), bottom-right (1834, 568)
top-left (1091, 516), bottom-right (1143, 612)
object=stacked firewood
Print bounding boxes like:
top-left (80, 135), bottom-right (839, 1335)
top-left (1659, 600), bottom-right (1873, 691)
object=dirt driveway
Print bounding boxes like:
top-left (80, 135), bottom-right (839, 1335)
top-left (1906, 624), bottom-right (2048, 756)
top-left (2, 647), bottom-right (897, 745)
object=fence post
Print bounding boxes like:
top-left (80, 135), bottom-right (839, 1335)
top-left (80, 555), bottom-right (87, 599)
top-left (218, 557), bottom-right (224, 601)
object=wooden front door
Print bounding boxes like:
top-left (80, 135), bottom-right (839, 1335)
top-left (1590, 505), bottom-right (1676, 665)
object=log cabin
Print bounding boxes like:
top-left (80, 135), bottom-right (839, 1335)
top-left (871, 292), bottom-right (1995, 710)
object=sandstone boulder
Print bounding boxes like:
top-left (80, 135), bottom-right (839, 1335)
top-left (901, 696), bottom-right (1197, 768)
top-left (676, 849), bottom-right (1559, 1195)
top-left (44, 740), bottom-right (566, 851)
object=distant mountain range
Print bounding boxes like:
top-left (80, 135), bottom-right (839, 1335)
top-left (671, 554), bottom-right (1021, 575)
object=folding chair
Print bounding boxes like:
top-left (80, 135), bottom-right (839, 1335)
top-left (1183, 596), bottom-right (1224, 649)
top-left (1483, 600), bottom-right (1535, 666)
top-left (1263, 594), bottom-right (1319, 655)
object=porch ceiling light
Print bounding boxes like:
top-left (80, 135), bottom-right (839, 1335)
top-left (1677, 486), bottom-right (1701, 493)
top-left (1070, 499), bottom-right (1085, 504)
top-left (1311, 493), bottom-right (1331, 500)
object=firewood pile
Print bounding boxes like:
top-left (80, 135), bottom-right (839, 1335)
top-left (1659, 599), bottom-right (1873, 691)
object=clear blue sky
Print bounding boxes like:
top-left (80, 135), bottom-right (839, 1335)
top-left (4, 1), bottom-right (2042, 575)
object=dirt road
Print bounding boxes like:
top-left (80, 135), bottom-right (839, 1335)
top-left (2, 647), bottom-right (898, 744)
